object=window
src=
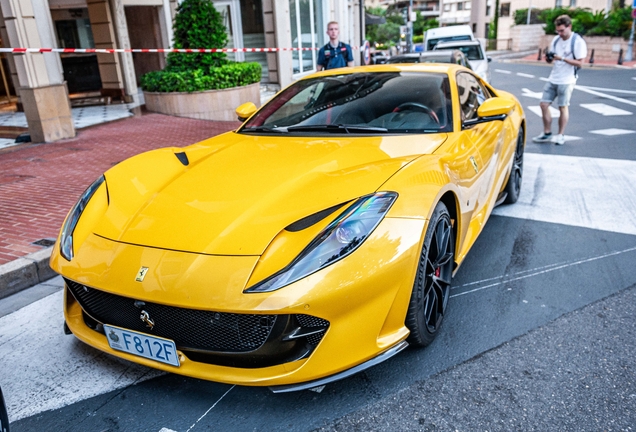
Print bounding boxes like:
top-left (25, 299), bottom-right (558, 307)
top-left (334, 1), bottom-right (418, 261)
top-left (289, 0), bottom-right (325, 75)
top-left (500, 3), bottom-right (510, 17)
top-left (456, 72), bottom-right (489, 121)
top-left (457, 2), bottom-right (463, 10)
top-left (486, 5), bottom-right (490, 15)
top-left (444, 3), bottom-right (451, 11)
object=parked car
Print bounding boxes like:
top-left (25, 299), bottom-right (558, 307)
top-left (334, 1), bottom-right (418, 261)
top-left (435, 40), bottom-right (492, 83)
top-left (385, 50), bottom-right (472, 70)
top-left (423, 25), bottom-right (475, 51)
top-left (370, 51), bottom-right (389, 64)
top-left (52, 64), bottom-right (525, 393)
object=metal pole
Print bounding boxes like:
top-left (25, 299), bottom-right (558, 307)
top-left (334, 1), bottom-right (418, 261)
top-left (527, 0), bottom-right (532, 25)
top-left (626, 16), bottom-right (634, 62)
top-left (408, 0), bottom-right (413, 53)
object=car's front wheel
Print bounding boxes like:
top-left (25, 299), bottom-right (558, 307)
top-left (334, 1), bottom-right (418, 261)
top-left (405, 201), bottom-right (454, 347)
top-left (503, 125), bottom-right (525, 204)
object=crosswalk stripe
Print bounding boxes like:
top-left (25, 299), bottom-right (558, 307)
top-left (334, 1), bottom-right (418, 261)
top-left (575, 85), bottom-right (636, 107)
top-left (590, 128), bottom-right (636, 136)
top-left (527, 105), bottom-right (560, 118)
top-left (580, 103), bottom-right (632, 116)
top-left (521, 88), bottom-right (543, 99)
top-left (493, 153), bottom-right (636, 236)
top-left (517, 73), bottom-right (535, 78)
top-left (495, 69), bottom-right (511, 74)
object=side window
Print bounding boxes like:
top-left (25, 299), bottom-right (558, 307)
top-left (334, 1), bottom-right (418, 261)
top-left (456, 72), bottom-right (490, 121)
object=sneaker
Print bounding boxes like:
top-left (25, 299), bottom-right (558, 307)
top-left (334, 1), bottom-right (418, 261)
top-left (532, 132), bottom-right (552, 143)
top-left (554, 134), bottom-right (565, 145)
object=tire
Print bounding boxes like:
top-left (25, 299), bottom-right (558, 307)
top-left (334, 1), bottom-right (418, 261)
top-left (503, 125), bottom-right (525, 205)
top-left (405, 201), bottom-right (454, 347)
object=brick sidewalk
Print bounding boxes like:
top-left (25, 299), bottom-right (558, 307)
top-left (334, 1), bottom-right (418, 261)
top-left (0, 113), bottom-right (240, 265)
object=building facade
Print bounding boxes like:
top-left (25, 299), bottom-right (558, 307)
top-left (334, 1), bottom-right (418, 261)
top-left (0, 0), bottom-right (363, 142)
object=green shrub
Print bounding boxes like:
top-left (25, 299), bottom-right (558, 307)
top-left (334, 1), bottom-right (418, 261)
top-left (140, 0), bottom-right (261, 93)
top-left (538, 6), bottom-right (633, 39)
top-left (141, 62), bottom-right (262, 93)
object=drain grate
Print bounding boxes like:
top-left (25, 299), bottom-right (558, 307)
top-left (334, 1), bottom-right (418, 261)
top-left (32, 238), bottom-right (56, 247)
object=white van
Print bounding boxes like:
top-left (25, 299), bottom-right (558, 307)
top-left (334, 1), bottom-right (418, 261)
top-left (423, 25), bottom-right (475, 51)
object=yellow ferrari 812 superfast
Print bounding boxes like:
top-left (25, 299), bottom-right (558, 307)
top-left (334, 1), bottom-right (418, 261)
top-left (51, 64), bottom-right (525, 392)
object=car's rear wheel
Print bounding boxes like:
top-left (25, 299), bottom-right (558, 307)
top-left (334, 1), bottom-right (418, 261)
top-left (406, 201), bottom-right (454, 347)
top-left (503, 125), bottom-right (525, 204)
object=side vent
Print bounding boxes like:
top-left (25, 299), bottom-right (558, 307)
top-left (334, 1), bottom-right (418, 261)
top-left (175, 152), bottom-right (189, 166)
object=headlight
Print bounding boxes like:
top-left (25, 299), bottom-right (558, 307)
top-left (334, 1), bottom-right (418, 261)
top-left (246, 192), bottom-right (398, 293)
top-left (60, 175), bottom-right (105, 261)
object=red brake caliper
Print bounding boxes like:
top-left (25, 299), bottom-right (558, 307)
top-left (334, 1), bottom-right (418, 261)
top-left (435, 267), bottom-right (440, 278)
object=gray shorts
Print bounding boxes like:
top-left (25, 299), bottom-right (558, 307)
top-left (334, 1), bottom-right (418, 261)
top-left (541, 82), bottom-right (575, 107)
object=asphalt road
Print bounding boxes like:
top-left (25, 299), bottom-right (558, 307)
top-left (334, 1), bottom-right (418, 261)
top-left (5, 60), bottom-right (636, 431)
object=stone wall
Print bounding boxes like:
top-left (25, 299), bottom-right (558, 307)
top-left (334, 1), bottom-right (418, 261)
top-left (510, 24), bottom-right (546, 52)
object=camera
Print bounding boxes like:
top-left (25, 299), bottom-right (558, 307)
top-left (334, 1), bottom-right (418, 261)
top-left (545, 51), bottom-right (555, 63)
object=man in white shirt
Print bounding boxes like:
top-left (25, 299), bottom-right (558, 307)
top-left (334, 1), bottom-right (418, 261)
top-left (533, 15), bottom-right (587, 145)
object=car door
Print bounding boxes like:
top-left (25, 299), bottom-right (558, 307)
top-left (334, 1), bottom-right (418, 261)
top-left (456, 71), bottom-right (505, 217)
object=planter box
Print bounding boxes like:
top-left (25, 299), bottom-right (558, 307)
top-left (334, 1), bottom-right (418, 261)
top-left (144, 82), bottom-right (261, 121)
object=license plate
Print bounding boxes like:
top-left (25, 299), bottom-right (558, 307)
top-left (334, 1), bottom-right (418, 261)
top-left (104, 324), bottom-right (180, 367)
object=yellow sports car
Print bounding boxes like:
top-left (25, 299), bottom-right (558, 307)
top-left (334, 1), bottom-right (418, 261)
top-left (51, 64), bottom-right (525, 392)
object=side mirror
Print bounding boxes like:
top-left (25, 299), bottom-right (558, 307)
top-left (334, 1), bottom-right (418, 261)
top-left (463, 97), bottom-right (515, 129)
top-left (487, 57), bottom-right (492, 62)
top-left (477, 97), bottom-right (515, 118)
top-left (236, 102), bottom-right (257, 122)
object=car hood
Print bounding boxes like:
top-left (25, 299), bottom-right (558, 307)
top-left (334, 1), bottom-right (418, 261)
top-left (94, 132), bottom-right (446, 255)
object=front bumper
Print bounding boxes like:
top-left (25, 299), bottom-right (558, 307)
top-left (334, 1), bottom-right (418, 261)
top-left (56, 217), bottom-right (426, 388)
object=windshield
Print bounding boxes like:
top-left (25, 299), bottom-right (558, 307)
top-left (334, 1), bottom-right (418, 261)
top-left (241, 72), bottom-right (453, 135)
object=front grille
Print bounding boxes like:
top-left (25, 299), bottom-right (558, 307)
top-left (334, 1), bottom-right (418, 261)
top-left (66, 279), bottom-right (275, 353)
top-left (65, 278), bottom-right (331, 368)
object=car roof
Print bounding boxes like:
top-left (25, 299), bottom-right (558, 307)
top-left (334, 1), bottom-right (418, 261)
top-left (435, 40), bottom-right (482, 48)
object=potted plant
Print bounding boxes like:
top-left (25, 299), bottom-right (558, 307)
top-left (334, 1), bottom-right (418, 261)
top-left (141, 0), bottom-right (261, 121)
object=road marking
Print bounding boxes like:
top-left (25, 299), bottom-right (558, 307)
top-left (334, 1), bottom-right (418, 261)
top-left (527, 105), bottom-right (560, 118)
top-left (492, 153), bottom-right (636, 236)
top-left (517, 72), bottom-right (535, 78)
top-left (580, 103), bottom-right (632, 116)
top-left (590, 128), bottom-right (636, 136)
top-left (185, 385), bottom-right (235, 432)
top-left (540, 77), bottom-right (549, 81)
top-left (495, 69), bottom-right (511, 74)
top-left (577, 85), bottom-right (636, 95)
top-left (575, 85), bottom-right (636, 107)
top-left (521, 88), bottom-right (543, 99)
top-left (451, 246), bottom-right (636, 298)
top-left (0, 289), bottom-right (163, 422)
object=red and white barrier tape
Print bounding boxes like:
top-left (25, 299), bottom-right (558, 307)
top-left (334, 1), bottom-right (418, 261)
top-left (0, 46), bottom-right (362, 54)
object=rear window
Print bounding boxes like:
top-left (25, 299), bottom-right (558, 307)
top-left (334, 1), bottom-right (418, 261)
top-left (454, 45), bottom-right (484, 60)
top-left (241, 72), bottom-right (453, 135)
top-left (427, 35), bottom-right (472, 51)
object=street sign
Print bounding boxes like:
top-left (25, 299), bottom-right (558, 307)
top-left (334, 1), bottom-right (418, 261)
top-left (632, 7), bottom-right (636, 19)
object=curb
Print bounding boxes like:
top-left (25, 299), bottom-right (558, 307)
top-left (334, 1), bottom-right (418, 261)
top-left (0, 247), bottom-right (55, 300)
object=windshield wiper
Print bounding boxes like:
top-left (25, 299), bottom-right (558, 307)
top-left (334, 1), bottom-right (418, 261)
top-left (286, 124), bottom-right (388, 134)
top-left (241, 126), bottom-right (287, 133)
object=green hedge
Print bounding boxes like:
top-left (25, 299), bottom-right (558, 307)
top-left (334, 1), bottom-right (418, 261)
top-left (141, 62), bottom-right (262, 93)
top-left (514, 6), bottom-right (633, 39)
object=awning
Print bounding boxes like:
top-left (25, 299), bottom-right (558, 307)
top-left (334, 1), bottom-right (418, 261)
top-left (365, 12), bottom-right (386, 25)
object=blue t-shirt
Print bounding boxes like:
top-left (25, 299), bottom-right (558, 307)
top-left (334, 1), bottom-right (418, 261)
top-left (317, 42), bottom-right (354, 70)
